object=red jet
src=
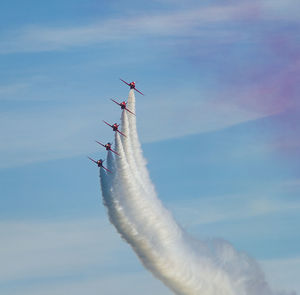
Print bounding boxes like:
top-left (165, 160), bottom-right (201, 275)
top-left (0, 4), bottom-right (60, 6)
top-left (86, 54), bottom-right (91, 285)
top-left (103, 121), bottom-right (126, 137)
top-left (87, 157), bottom-right (112, 173)
top-left (120, 78), bottom-right (144, 95)
top-left (111, 99), bottom-right (135, 115)
top-left (96, 141), bottom-right (120, 156)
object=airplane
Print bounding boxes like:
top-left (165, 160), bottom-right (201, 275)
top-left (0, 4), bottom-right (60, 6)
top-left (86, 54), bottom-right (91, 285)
top-left (87, 157), bottom-right (112, 173)
top-left (120, 78), bottom-right (144, 95)
top-left (111, 99), bottom-right (135, 115)
top-left (103, 120), bottom-right (126, 137)
top-left (96, 141), bottom-right (120, 156)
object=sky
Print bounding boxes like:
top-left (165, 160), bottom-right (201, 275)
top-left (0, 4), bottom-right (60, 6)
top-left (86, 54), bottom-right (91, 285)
top-left (0, 0), bottom-right (299, 294)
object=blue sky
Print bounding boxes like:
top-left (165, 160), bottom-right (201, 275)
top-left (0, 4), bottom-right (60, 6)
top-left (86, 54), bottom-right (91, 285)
top-left (1, 0), bottom-right (299, 294)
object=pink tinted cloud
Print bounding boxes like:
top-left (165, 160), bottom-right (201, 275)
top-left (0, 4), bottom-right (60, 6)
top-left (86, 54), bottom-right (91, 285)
top-left (223, 58), bottom-right (300, 117)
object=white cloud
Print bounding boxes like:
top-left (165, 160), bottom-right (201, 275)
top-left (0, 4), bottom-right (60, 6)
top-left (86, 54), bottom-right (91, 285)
top-left (261, 0), bottom-right (300, 21)
top-left (1, 218), bottom-right (298, 295)
top-left (0, 100), bottom-right (116, 168)
top-left (0, 218), bottom-right (121, 283)
top-left (0, 2), bottom-right (275, 54)
top-left (137, 96), bottom-right (273, 143)
top-left (0, 218), bottom-right (173, 295)
top-left (167, 193), bottom-right (300, 227)
top-left (0, 76), bottom-right (58, 101)
top-left (0, 83), bottom-right (29, 98)
top-left (5, 272), bottom-right (173, 295)
top-left (0, 91), bottom-right (273, 168)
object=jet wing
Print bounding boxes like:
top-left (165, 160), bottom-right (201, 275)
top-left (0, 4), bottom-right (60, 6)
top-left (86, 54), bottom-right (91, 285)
top-left (109, 148), bottom-right (120, 156)
top-left (120, 78), bottom-right (130, 86)
top-left (124, 107), bottom-right (136, 116)
top-left (111, 99), bottom-right (121, 106)
top-left (117, 130), bottom-right (127, 137)
top-left (87, 156), bottom-right (98, 164)
top-left (96, 140), bottom-right (119, 156)
top-left (95, 140), bottom-right (105, 148)
top-left (134, 88), bottom-right (144, 96)
top-left (103, 120), bottom-right (112, 128)
top-left (102, 165), bottom-right (112, 173)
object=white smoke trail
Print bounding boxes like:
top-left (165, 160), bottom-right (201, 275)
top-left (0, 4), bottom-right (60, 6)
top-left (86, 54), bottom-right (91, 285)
top-left (99, 90), bottom-right (293, 295)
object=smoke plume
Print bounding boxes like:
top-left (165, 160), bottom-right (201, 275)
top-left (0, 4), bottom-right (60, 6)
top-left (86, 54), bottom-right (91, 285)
top-left (99, 90), bottom-right (293, 295)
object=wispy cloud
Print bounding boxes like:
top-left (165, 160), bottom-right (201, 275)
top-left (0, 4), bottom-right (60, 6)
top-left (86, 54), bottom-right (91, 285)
top-left (281, 179), bottom-right (300, 188)
top-left (1, 217), bottom-right (298, 295)
top-left (1, 0), bottom-right (298, 168)
top-left (138, 96), bottom-right (274, 142)
top-left (167, 192), bottom-right (300, 227)
top-left (0, 83), bottom-right (29, 98)
top-left (227, 59), bottom-right (300, 115)
top-left (0, 100), bottom-right (115, 168)
top-left (5, 272), bottom-right (173, 295)
top-left (261, 0), bottom-right (300, 21)
top-left (0, 218), bottom-right (118, 283)
top-left (0, 91), bottom-right (273, 168)
top-left (0, 218), bottom-right (173, 295)
top-left (0, 2), bottom-right (274, 54)
top-left (0, 75), bottom-right (61, 101)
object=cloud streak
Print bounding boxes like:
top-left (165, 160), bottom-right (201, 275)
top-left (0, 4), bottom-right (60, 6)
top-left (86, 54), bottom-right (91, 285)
top-left (0, 218), bottom-right (119, 283)
top-left (0, 1), bottom-right (290, 54)
top-left (0, 89), bottom-right (273, 168)
top-left (167, 192), bottom-right (300, 227)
